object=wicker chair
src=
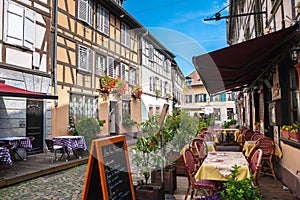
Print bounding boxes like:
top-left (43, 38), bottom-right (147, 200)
top-left (251, 133), bottom-right (265, 141)
top-left (194, 140), bottom-right (208, 165)
top-left (255, 137), bottom-right (276, 180)
top-left (183, 148), bottom-right (216, 200)
top-left (249, 149), bottom-right (263, 186)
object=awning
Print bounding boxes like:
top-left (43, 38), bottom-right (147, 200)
top-left (192, 24), bottom-right (299, 95)
top-left (0, 82), bottom-right (58, 99)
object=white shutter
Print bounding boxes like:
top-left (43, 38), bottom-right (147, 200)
top-left (4, 1), bottom-right (24, 46)
top-left (96, 4), bottom-right (101, 31)
top-left (95, 53), bottom-right (104, 76)
top-left (88, 48), bottom-right (92, 72)
top-left (148, 45), bottom-right (154, 61)
top-left (78, 0), bottom-right (88, 22)
top-left (115, 63), bottom-right (119, 78)
top-left (78, 45), bottom-right (88, 71)
top-left (103, 9), bottom-right (109, 35)
top-left (87, 0), bottom-right (93, 25)
top-left (107, 57), bottom-right (114, 77)
top-left (120, 63), bottom-right (126, 81)
top-left (24, 8), bottom-right (35, 49)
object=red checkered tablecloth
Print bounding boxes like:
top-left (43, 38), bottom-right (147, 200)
top-left (53, 136), bottom-right (87, 153)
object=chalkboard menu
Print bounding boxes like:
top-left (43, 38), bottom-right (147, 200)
top-left (82, 135), bottom-right (135, 200)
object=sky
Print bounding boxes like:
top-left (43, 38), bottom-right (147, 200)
top-left (123, 0), bottom-right (229, 76)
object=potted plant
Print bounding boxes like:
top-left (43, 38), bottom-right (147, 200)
top-left (132, 85), bottom-right (142, 99)
top-left (219, 165), bottom-right (262, 200)
top-left (113, 79), bottom-right (127, 97)
top-left (289, 122), bottom-right (300, 142)
top-left (99, 75), bottom-right (117, 93)
top-left (155, 89), bottom-right (162, 97)
top-left (132, 115), bottom-right (164, 200)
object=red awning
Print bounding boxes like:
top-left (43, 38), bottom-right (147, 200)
top-left (0, 82), bottom-right (58, 99)
top-left (192, 24), bottom-right (299, 95)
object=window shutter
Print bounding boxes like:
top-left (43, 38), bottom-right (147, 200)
top-left (149, 77), bottom-right (152, 91)
top-left (78, 0), bottom-right (88, 22)
top-left (88, 48), bottom-right (92, 72)
top-left (78, 45), bottom-right (88, 71)
top-left (24, 8), bottom-right (35, 49)
top-left (148, 45), bottom-right (154, 61)
top-left (120, 63), bottom-right (126, 81)
top-left (4, 1), bottom-right (24, 46)
top-left (87, 0), bottom-right (93, 25)
top-left (103, 9), bottom-right (109, 35)
top-left (95, 53), bottom-right (104, 76)
top-left (107, 57), bottom-right (114, 77)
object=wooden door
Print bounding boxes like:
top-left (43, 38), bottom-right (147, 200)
top-left (26, 99), bottom-right (44, 153)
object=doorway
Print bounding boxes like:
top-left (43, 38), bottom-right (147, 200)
top-left (26, 99), bottom-right (44, 154)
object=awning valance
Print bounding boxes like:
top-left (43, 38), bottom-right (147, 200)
top-left (0, 82), bottom-right (58, 99)
top-left (192, 24), bottom-right (299, 95)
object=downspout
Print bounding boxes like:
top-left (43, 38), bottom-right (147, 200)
top-left (53, 0), bottom-right (58, 107)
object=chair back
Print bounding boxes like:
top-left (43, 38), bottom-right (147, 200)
top-left (243, 130), bottom-right (254, 141)
top-left (249, 149), bottom-right (263, 185)
top-left (251, 133), bottom-right (264, 141)
top-left (255, 137), bottom-right (275, 156)
top-left (183, 147), bottom-right (199, 187)
top-left (45, 139), bottom-right (54, 151)
top-left (194, 140), bottom-right (208, 164)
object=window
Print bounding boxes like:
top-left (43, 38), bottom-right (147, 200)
top-left (186, 78), bottom-right (192, 86)
top-left (4, 1), bottom-right (35, 50)
top-left (120, 63), bottom-right (126, 81)
top-left (164, 82), bottom-right (168, 95)
top-left (148, 45), bottom-right (154, 61)
top-left (78, 0), bottom-right (93, 25)
top-left (213, 108), bottom-right (221, 120)
top-left (69, 94), bottom-right (97, 123)
top-left (95, 53), bottom-right (105, 76)
top-left (78, 45), bottom-right (92, 73)
top-left (186, 95), bottom-right (192, 103)
top-left (122, 100), bottom-right (131, 120)
top-left (107, 57), bottom-right (119, 78)
top-left (227, 108), bottom-right (234, 120)
top-left (220, 93), bottom-right (226, 102)
top-left (129, 67), bottom-right (136, 85)
top-left (121, 23), bottom-right (130, 48)
top-left (195, 94), bottom-right (207, 102)
top-left (96, 5), bottom-right (109, 36)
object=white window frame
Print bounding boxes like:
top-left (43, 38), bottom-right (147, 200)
top-left (129, 67), bottom-right (136, 86)
top-left (96, 5), bottom-right (109, 36)
top-left (121, 23), bottom-right (130, 48)
top-left (4, 0), bottom-right (35, 50)
top-left (78, 0), bottom-right (93, 26)
top-left (107, 57), bottom-right (119, 78)
top-left (78, 44), bottom-right (92, 73)
top-left (95, 53), bottom-right (105, 76)
top-left (148, 45), bottom-right (154, 61)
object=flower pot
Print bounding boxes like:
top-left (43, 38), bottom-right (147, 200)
top-left (281, 130), bottom-right (290, 139)
top-left (135, 183), bottom-right (164, 200)
top-left (151, 165), bottom-right (176, 194)
top-left (289, 131), bottom-right (300, 142)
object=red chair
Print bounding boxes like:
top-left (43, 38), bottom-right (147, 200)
top-left (249, 149), bottom-right (263, 186)
top-left (255, 137), bottom-right (276, 180)
top-left (251, 133), bottom-right (264, 141)
top-left (183, 148), bottom-right (216, 200)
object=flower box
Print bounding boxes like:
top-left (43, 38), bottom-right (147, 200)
top-left (281, 130), bottom-right (290, 139)
top-left (289, 131), bottom-right (300, 142)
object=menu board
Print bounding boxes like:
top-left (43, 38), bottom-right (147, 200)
top-left (82, 135), bottom-right (135, 200)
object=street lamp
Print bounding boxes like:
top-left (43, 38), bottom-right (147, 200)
top-left (290, 44), bottom-right (300, 64)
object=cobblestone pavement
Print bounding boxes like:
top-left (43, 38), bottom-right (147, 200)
top-left (0, 164), bottom-right (87, 200)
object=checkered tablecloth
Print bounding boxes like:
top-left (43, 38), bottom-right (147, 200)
top-left (0, 137), bottom-right (32, 150)
top-left (53, 136), bottom-right (87, 153)
top-left (0, 147), bottom-right (13, 165)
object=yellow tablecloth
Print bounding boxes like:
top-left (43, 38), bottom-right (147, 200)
top-left (194, 151), bottom-right (250, 181)
top-left (242, 140), bottom-right (283, 158)
top-left (213, 129), bottom-right (239, 144)
top-left (180, 142), bottom-right (216, 155)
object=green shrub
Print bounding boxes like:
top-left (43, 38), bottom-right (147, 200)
top-left (75, 117), bottom-right (100, 150)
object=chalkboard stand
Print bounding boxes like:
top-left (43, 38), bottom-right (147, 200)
top-left (82, 135), bottom-right (136, 200)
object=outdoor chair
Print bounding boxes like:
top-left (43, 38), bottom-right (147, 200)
top-left (194, 140), bottom-right (208, 165)
top-left (251, 133), bottom-right (265, 141)
top-left (249, 149), bottom-right (263, 186)
top-left (44, 139), bottom-right (67, 163)
top-left (255, 137), bottom-right (276, 180)
top-left (245, 143), bottom-right (259, 163)
top-left (183, 148), bottom-right (216, 200)
top-left (26, 136), bottom-right (36, 159)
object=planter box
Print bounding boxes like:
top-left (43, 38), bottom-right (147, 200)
top-left (281, 130), bottom-right (290, 139)
top-left (167, 151), bottom-right (187, 176)
top-left (151, 165), bottom-right (177, 194)
top-left (289, 131), bottom-right (300, 142)
top-left (135, 183), bottom-right (164, 200)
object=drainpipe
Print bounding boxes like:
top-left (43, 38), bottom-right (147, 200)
top-left (53, 0), bottom-right (58, 107)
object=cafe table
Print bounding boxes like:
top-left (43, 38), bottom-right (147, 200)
top-left (0, 147), bottom-right (13, 166)
top-left (242, 140), bottom-right (283, 158)
top-left (53, 136), bottom-right (87, 158)
top-left (194, 151), bottom-right (250, 181)
top-left (0, 136), bottom-right (32, 160)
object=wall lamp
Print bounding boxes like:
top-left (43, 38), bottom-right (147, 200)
top-left (290, 44), bottom-right (300, 64)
